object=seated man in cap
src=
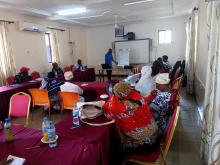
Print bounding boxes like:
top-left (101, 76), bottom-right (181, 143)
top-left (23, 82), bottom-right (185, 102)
top-left (145, 73), bottom-right (173, 134)
top-left (60, 71), bottom-right (84, 101)
top-left (13, 67), bottom-right (32, 84)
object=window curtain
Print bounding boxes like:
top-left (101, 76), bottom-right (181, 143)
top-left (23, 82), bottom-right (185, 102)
top-left (0, 22), bottom-right (15, 85)
top-left (49, 30), bottom-right (60, 64)
top-left (201, 1), bottom-right (220, 164)
top-left (185, 9), bottom-right (198, 94)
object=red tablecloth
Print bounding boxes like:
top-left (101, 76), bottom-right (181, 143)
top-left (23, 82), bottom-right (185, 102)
top-left (0, 117), bottom-right (112, 165)
top-left (0, 81), bottom-right (41, 120)
top-left (73, 68), bottom-right (96, 82)
top-left (73, 82), bottom-right (108, 101)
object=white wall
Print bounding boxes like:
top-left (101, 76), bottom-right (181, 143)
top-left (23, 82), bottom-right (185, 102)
top-left (0, 11), bottom-right (87, 74)
top-left (86, 16), bottom-right (188, 67)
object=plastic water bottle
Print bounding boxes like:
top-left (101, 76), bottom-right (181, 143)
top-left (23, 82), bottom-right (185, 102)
top-left (42, 117), bottom-right (49, 142)
top-left (47, 121), bottom-right (57, 148)
top-left (108, 83), bottom-right (113, 96)
top-left (4, 118), bottom-right (13, 142)
top-left (73, 105), bottom-right (80, 127)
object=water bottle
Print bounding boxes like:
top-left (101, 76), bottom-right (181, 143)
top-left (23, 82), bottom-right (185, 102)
top-left (47, 121), bottom-right (57, 148)
top-left (108, 83), bottom-right (113, 96)
top-left (42, 117), bottom-right (49, 142)
top-left (4, 118), bottom-right (13, 142)
top-left (73, 104), bottom-right (80, 127)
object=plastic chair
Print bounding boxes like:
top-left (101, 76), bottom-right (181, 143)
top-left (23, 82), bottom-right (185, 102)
top-left (58, 91), bottom-right (79, 111)
top-left (8, 92), bottom-right (31, 127)
top-left (6, 76), bottom-right (15, 85)
top-left (124, 106), bottom-right (180, 165)
top-left (31, 71), bottom-right (40, 80)
top-left (28, 88), bottom-right (51, 117)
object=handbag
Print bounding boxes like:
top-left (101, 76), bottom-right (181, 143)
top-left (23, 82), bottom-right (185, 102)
top-left (77, 101), bottom-right (115, 126)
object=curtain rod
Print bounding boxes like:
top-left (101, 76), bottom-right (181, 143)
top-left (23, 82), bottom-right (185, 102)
top-left (0, 20), bottom-right (15, 24)
top-left (47, 27), bottom-right (65, 32)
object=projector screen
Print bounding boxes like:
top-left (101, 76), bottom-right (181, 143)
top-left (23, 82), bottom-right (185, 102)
top-left (114, 39), bottom-right (150, 64)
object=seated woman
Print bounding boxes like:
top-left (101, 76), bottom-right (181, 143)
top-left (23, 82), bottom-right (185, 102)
top-left (103, 82), bottom-right (161, 154)
top-left (135, 65), bottom-right (156, 96)
top-left (146, 73), bottom-right (177, 134)
top-left (13, 67), bottom-right (32, 84)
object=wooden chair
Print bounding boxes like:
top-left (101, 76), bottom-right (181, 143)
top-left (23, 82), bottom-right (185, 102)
top-left (171, 75), bottom-right (183, 91)
top-left (124, 106), bottom-right (180, 165)
top-left (28, 88), bottom-right (51, 117)
top-left (58, 91), bottom-right (79, 111)
top-left (8, 92), bottom-right (31, 127)
top-left (6, 76), bottom-right (15, 85)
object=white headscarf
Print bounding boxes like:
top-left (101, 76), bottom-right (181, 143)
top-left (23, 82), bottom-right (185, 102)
top-left (155, 73), bottom-right (170, 84)
top-left (135, 66), bottom-right (156, 96)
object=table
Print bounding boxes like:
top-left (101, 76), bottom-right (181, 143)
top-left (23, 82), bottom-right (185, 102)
top-left (74, 68), bottom-right (96, 82)
top-left (0, 117), bottom-right (113, 165)
top-left (0, 81), bottom-right (41, 120)
top-left (98, 68), bottom-right (133, 82)
top-left (73, 82), bottom-right (108, 101)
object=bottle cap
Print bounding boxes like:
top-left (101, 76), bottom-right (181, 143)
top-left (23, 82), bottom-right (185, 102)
top-left (5, 118), bottom-right (10, 123)
top-left (43, 117), bottom-right (48, 121)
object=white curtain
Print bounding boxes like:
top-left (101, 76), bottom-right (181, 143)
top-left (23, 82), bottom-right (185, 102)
top-left (185, 9), bottom-right (198, 94)
top-left (0, 22), bottom-right (15, 85)
top-left (201, 1), bottom-right (220, 164)
top-left (49, 30), bottom-right (60, 64)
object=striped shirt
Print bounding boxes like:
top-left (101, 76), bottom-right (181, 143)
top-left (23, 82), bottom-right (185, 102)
top-left (43, 78), bottom-right (64, 96)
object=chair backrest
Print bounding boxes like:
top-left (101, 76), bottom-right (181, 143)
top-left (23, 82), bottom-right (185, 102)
top-left (64, 66), bottom-right (71, 72)
top-left (6, 76), bottom-right (15, 85)
top-left (58, 91), bottom-right (79, 111)
top-left (162, 106), bottom-right (180, 160)
top-left (28, 88), bottom-right (50, 106)
top-left (172, 75), bottom-right (183, 90)
top-left (31, 71), bottom-right (40, 80)
top-left (8, 92), bottom-right (31, 126)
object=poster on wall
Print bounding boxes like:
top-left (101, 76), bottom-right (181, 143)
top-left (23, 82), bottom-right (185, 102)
top-left (115, 25), bottom-right (124, 37)
top-left (117, 49), bottom-right (130, 66)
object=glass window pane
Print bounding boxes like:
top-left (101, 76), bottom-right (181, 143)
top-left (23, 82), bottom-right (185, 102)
top-left (45, 34), bottom-right (52, 63)
top-left (159, 30), bottom-right (171, 44)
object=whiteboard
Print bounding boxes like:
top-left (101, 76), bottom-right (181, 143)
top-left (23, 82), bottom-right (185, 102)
top-left (115, 40), bottom-right (149, 64)
top-left (117, 49), bottom-right (130, 66)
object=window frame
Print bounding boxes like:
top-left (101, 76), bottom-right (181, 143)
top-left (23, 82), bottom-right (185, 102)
top-left (158, 30), bottom-right (172, 44)
top-left (45, 33), bottom-right (52, 63)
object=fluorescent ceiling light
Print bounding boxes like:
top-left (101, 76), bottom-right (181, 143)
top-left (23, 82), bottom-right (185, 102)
top-left (124, 0), bottom-right (154, 6)
top-left (57, 8), bottom-right (86, 16)
top-left (72, 14), bottom-right (103, 20)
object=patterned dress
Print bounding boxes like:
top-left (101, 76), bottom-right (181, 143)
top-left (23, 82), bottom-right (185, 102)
top-left (149, 89), bottom-right (171, 131)
top-left (103, 90), bottom-right (159, 149)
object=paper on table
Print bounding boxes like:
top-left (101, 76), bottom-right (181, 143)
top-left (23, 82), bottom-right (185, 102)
top-left (7, 155), bottom-right (26, 165)
top-left (81, 83), bottom-right (88, 87)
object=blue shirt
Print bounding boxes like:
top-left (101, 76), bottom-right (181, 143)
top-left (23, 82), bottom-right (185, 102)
top-left (105, 52), bottom-right (113, 68)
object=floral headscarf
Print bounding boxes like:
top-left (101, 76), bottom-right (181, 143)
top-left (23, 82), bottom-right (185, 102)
top-left (113, 82), bottom-right (131, 99)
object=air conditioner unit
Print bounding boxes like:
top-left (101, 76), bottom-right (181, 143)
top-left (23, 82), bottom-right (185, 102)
top-left (19, 21), bottom-right (47, 33)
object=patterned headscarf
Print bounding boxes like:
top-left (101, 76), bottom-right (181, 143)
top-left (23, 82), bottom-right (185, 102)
top-left (113, 82), bottom-right (131, 99)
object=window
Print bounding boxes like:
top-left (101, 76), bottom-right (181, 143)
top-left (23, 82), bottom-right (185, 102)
top-left (45, 33), bottom-right (52, 63)
top-left (158, 30), bottom-right (172, 44)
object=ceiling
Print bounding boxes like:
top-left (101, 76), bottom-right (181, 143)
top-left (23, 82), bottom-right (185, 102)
top-left (0, 0), bottom-right (194, 26)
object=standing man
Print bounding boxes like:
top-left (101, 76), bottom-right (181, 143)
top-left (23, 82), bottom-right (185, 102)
top-left (105, 48), bottom-right (117, 81)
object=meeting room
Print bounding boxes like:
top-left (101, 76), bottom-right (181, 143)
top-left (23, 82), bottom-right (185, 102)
top-left (0, 0), bottom-right (218, 165)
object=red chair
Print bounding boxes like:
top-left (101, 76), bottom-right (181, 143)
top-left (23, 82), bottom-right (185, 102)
top-left (6, 76), bottom-right (15, 85)
top-left (31, 71), bottom-right (40, 80)
top-left (124, 106), bottom-right (180, 165)
top-left (8, 92), bottom-right (31, 127)
top-left (64, 66), bottom-right (71, 72)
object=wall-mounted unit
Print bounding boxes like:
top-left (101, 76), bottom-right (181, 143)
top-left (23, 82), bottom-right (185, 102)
top-left (19, 21), bottom-right (47, 33)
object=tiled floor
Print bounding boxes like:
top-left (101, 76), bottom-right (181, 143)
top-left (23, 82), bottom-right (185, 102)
top-left (166, 89), bottom-right (203, 165)
top-left (10, 84), bottom-right (203, 165)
